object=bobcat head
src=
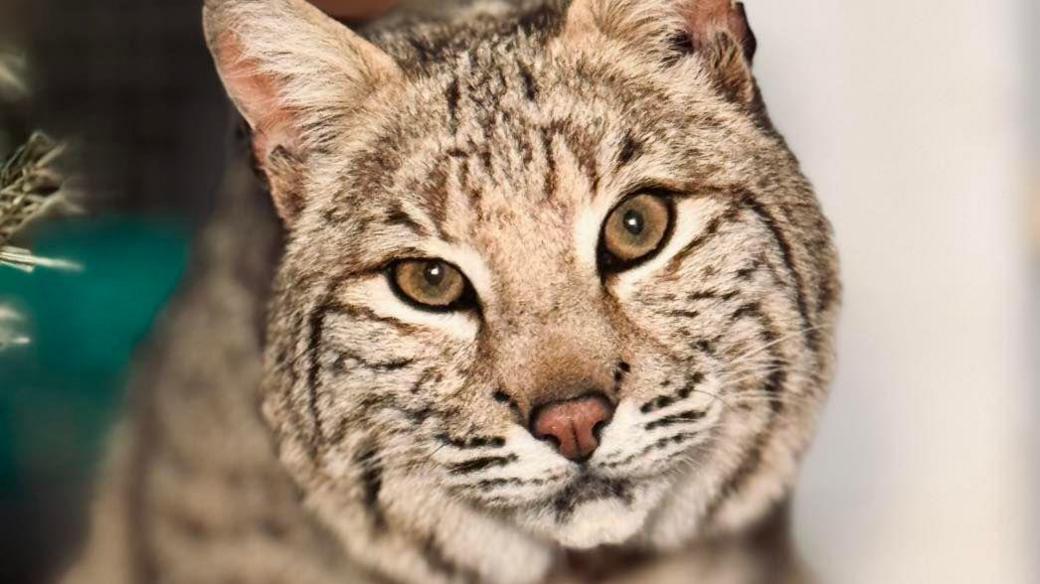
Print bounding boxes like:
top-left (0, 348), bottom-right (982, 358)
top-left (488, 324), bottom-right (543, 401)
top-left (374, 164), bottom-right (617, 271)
top-left (204, 0), bottom-right (838, 579)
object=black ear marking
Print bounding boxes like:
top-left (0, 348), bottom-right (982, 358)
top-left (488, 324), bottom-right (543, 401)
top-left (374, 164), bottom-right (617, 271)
top-left (701, 31), bottom-right (756, 105)
top-left (676, 1), bottom-right (760, 108)
top-left (265, 145), bottom-right (306, 223)
top-left (683, 1), bottom-right (757, 62)
top-left (668, 29), bottom-right (698, 63)
top-left (733, 2), bottom-right (758, 63)
top-left (671, 2), bottom-right (757, 65)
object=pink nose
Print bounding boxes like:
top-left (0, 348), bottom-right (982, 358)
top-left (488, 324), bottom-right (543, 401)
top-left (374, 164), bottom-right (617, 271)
top-left (531, 395), bottom-right (615, 462)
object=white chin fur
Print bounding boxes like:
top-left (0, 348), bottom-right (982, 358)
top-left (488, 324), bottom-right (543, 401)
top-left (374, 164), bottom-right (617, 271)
top-left (518, 499), bottom-right (651, 550)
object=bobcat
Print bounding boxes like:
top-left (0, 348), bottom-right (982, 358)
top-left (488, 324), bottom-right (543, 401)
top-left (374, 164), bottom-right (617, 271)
top-left (67, 0), bottom-right (839, 582)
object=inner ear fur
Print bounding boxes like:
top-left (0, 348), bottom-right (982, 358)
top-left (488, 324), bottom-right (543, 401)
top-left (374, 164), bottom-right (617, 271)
top-left (203, 0), bottom-right (400, 224)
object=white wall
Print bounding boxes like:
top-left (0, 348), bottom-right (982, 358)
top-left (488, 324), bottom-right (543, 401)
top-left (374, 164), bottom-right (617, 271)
top-left (744, 0), bottom-right (1035, 581)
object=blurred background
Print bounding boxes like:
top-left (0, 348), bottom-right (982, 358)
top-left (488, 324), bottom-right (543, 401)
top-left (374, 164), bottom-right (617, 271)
top-left (0, 0), bottom-right (1036, 582)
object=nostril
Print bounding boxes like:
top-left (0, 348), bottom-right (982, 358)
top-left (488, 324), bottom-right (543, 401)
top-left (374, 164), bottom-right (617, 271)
top-left (537, 433), bottom-right (561, 450)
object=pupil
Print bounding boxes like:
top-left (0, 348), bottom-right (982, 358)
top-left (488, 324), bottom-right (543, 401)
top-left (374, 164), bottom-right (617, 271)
top-left (424, 263), bottom-right (445, 287)
top-left (623, 210), bottom-right (645, 236)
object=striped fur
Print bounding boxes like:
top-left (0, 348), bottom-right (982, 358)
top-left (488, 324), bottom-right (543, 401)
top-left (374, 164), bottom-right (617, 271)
top-left (68, 1), bottom-right (839, 583)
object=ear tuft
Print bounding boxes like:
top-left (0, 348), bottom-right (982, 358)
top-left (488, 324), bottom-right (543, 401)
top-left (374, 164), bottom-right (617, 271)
top-left (203, 0), bottom-right (400, 224)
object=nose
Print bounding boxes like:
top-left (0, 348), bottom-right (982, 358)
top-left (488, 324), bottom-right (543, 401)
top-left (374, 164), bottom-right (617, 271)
top-left (530, 394), bottom-right (615, 462)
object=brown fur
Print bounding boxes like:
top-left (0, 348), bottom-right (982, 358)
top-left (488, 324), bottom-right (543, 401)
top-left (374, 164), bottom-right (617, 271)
top-left (67, 1), bottom-right (840, 583)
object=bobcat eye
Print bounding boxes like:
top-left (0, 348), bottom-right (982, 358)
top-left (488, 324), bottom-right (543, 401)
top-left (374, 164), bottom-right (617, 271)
top-left (390, 259), bottom-right (471, 310)
top-left (599, 193), bottom-right (674, 272)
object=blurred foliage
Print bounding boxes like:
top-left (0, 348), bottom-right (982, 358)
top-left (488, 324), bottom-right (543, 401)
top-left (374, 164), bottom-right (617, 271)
top-left (1, 132), bottom-right (79, 272)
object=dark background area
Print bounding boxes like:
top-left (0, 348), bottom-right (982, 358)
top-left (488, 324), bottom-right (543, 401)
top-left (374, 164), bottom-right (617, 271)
top-left (25, 0), bottom-right (229, 220)
top-left (2, 1), bottom-right (227, 581)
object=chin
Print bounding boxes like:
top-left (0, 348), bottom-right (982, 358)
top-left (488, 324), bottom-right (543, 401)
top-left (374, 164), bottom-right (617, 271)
top-left (511, 477), bottom-right (671, 550)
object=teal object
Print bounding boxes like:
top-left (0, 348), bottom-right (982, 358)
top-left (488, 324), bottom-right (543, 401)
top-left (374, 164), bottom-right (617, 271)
top-left (0, 218), bottom-right (191, 496)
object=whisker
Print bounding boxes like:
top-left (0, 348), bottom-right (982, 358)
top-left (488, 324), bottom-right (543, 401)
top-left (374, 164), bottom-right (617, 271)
top-left (726, 323), bottom-right (833, 364)
top-left (724, 393), bottom-right (820, 410)
top-left (714, 360), bottom-right (819, 390)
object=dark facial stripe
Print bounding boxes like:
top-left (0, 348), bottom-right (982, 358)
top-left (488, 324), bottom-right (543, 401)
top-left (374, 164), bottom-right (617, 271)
top-left (464, 473), bottom-right (565, 491)
top-left (641, 393), bottom-right (679, 414)
top-left (734, 257), bottom-right (766, 280)
top-left (305, 274), bottom-right (419, 445)
top-left (410, 367), bottom-right (439, 395)
top-left (539, 127), bottom-right (557, 200)
top-left (448, 454), bottom-right (519, 475)
top-left (327, 392), bottom-right (434, 446)
top-left (688, 289), bottom-right (720, 301)
top-left (665, 200), bottom-right (746, 275)
top-left (436, 433), bottom-right (506, 450)
top-left (306, 300), bottom-right (332, 443)
top-left (518, 61), bottom-right (539, 102)
top-left (703, 301), bottom-right (789, 523)
top-left (730, 302), bottom-right (763, 322)
top-left (600, 432), bottom-right (700, 470)
top-left (740, 192), bottom-right (817, 351)
top-left (640, 371), bottom-right (705, 414)
top-left (446, 77), bottom-right (461, 134)
top-left (324, 299), bottom-right (420, 335)
top-left (384, 201), bottom-right (429, 237)
top-left (454, 154), bottom-right (483, 224)
top-left (617, 134), bottom-right (643, 167)
top-left (416, 158), bottom-right (453, 241)
top-left (667, 190), bottom-right (817, 353)
top-left (545, 119), bottom-right (600, 194)
top-left (356, 442), bottom-right (387, 531)
top-left (330, 352), bottom-right (415, 375)
top-left (645, 409), bottom-right (707, 430)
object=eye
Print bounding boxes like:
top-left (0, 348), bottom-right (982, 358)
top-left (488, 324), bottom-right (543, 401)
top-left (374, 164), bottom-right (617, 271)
top-left (390, 259), bottom-right (472, 310)
top-left (599, 192), bottom-right (674, 272)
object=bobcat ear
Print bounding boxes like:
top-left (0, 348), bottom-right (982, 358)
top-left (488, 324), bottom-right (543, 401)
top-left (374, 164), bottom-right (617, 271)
top-left (564, 0), bottom-right (757, 106)
top-left (203, 0), bottom-right (400, 223)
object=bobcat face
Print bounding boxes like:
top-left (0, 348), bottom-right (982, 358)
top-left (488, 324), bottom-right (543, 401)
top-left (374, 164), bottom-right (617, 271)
top-left (206, 0), bottom-right (838, 566)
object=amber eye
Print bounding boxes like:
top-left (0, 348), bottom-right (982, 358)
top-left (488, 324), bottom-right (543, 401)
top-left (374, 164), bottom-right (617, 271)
top-left (391, 259), bottom-right (470, 310)
top-left (600, 193), bottom-right (674, 271)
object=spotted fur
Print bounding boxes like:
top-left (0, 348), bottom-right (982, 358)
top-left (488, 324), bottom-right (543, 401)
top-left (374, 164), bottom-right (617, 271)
top-left (67, 1), bottom-right (839, 583)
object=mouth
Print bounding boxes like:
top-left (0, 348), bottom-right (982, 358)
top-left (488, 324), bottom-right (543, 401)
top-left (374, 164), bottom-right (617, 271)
top-left (507, 471), bottom-right (653, 549)
top-left (548, 472), bottom-right (634, 522)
